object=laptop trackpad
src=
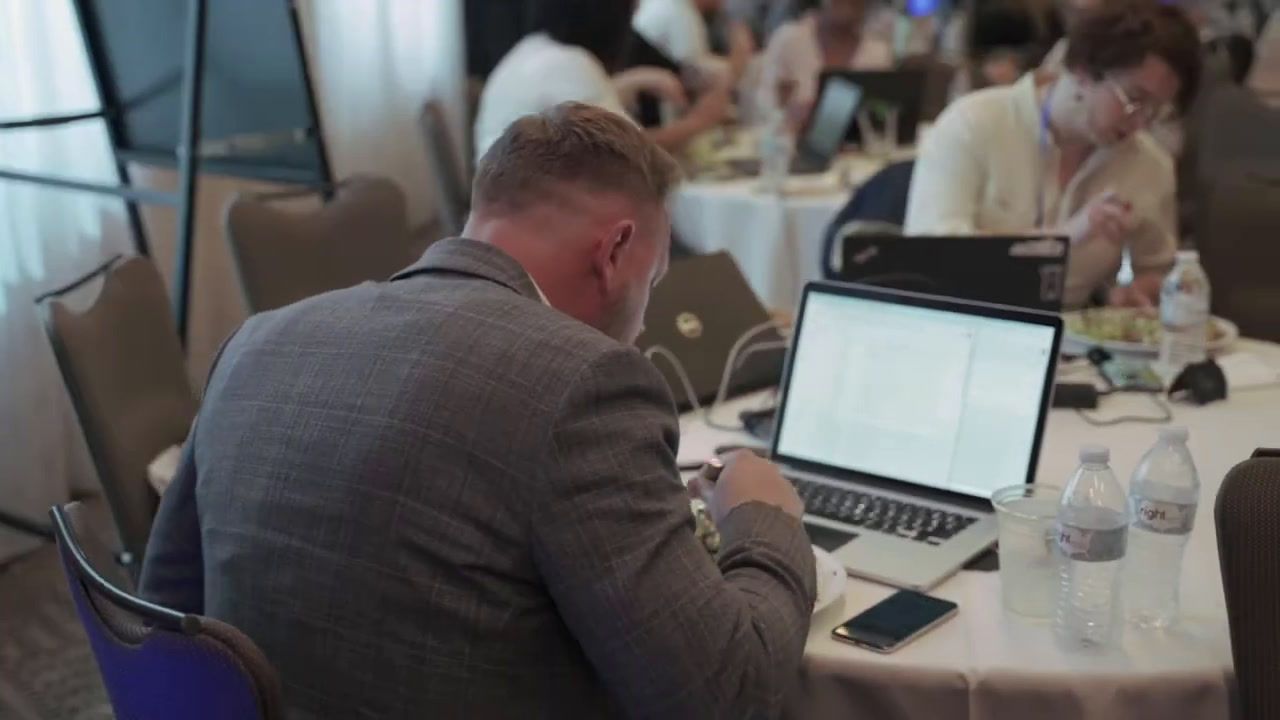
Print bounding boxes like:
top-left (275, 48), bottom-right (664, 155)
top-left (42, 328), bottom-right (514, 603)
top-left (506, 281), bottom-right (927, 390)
top-left (805, 523), bottom-right (857, 552)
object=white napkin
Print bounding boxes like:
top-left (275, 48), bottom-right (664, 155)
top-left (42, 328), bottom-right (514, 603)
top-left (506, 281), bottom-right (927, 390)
top-left (1219, 352), bottom-right (1280, 390)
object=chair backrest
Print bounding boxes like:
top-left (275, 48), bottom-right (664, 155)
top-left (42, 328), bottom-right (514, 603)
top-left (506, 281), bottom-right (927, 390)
top-left (224, 175), bottom-right (415, 314)
top-left (1216, 449), bottom-right (1280, 720)
top-left (50, 502), bottom-right (283, 720)
top-left (1195, 171), bottom-right (1280, 342)
top-left (1185, 82), bottom-right (1280, 203)
top-left (41, 257), bottom-right (197, 574)
top-left (1250, 11), bottom-right (1280, 107)
top-left (419, 99), bottom-right (472, 238)
top-left (820, 160), bottom-right (915, 279)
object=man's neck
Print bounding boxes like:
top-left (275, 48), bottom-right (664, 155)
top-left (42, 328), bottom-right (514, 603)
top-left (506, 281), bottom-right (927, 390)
top-left (463, 213), bottom-right (597, 323)
top-left (464, 217), bottom-right (556, 290)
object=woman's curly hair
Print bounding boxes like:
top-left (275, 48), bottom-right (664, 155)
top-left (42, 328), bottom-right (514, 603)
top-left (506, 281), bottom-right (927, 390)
top-left (1065, 2), bottom-right (1203, 113)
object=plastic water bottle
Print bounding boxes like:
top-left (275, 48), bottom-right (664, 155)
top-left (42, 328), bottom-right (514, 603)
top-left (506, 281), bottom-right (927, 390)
top-left (1157, 250), bottom-right (1211, 380)
top-left (1054, 445), bottom-right (1130, 650)
top-left (757, 108), bottom-right (793, 194)
top-left (1124, 427), bottom-right (1200, 629)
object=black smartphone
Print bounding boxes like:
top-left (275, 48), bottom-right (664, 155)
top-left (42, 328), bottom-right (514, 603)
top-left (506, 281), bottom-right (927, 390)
top-left (831, 590), bottom-right (958, 654)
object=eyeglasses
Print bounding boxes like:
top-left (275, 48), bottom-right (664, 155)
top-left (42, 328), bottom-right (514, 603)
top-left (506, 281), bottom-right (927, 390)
top-left (1107, 80), bottom-right (1173, 124)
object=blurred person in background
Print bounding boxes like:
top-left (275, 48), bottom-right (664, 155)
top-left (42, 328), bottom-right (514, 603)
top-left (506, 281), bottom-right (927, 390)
top-left (760, 0), bottom-right (895, 122)
top-left (474, 0), bottom-right (732, 160)
top-left (864, 0), bottom-right (959, 61)
top-left (726, 0), bottom-right (804, 45)
top-left (633, 0), bottom-right (756, 83)
top-left (1042, 0), bottom-right (1256, 157)
top-left (906, 2), bottom-right (1202, 309)
top-left (967, 0), bottom-right (1063, 87)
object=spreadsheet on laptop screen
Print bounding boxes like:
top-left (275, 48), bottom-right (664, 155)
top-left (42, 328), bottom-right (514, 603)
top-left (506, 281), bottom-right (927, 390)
top-left (775, 290), bottom-right (1057, 499)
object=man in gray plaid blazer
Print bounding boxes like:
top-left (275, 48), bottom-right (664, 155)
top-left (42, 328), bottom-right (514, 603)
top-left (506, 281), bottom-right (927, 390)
top-left (141, 103), bottom-right (816, 719)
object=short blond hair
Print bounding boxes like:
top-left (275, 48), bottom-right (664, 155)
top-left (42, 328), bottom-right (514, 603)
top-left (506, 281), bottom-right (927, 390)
top-left (473, 103), bottom-right (682, 214)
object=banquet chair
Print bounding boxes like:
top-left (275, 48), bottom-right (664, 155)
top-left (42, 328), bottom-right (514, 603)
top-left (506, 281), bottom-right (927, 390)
top-left (40, 256), bottom-right (197, 584)
top-left (820, 160), bottom-right (915, 279)
top-left (0, 507), bottom-right (54, 540)
top-left (50, 502), bottom-right (284, 720)
top-left (1215, 449), bottom-right (1280, 720)
top-left (420, 99), bottom-right (472, 238)
top-left (1180, 81), bottom-right (1280, 240)
top-left (224, 175), bottom-right (417, 314)
top-left (1195, 171), bottom-right (1280, 343)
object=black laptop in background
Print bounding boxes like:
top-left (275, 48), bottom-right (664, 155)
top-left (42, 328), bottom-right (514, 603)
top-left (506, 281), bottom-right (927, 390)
top-left (821, 69), bottom-right (927, 146)
top-left (831, 234), bottom-right (1070, 312)
top-left (636, 252), bottom-right (786, 411)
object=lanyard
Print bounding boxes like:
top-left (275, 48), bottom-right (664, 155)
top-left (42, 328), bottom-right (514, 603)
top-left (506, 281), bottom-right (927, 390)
top-left (1035, 94), bottom-right (1054, 230)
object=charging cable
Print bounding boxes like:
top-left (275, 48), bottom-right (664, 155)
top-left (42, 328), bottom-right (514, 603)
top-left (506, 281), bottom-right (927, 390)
top-left (1075, 347), bottom-right (1173, 426)
top-left (643, 319), bottom-right (787, 432)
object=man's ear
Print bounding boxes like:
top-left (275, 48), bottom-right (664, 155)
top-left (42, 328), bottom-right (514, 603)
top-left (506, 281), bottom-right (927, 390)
top-left (592, 220), bottom-right (637, 291)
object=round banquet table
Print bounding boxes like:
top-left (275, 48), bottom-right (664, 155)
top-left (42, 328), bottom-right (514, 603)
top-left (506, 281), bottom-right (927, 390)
top-left (669, 156), bottom-right (888, 313)
top-left (678, 340), bottom-right (1280, 720)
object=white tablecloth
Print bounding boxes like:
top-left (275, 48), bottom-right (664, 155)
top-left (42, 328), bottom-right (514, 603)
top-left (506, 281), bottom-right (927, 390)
top-left (671, 157), bottom-right (887, 312)
top-left (680, 341), bottom-right (1280, 720)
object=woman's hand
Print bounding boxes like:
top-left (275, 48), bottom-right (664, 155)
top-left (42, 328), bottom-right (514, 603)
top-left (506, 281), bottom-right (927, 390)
top-left (1065, 191), bottom-right (1135, 247)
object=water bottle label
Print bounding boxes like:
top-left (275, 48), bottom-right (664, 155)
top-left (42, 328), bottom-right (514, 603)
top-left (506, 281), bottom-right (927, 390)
top-left (1055, 522), bottom-right (1127, 562)
top-left (1131, 497), bottom-right (1196, 535)
top-left (1160, 294), bottom-right (1209, 331)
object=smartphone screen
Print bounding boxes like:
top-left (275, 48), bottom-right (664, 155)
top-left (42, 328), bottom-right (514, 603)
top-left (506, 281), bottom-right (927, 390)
top-left (1100, 358), bottom-right (1164, 392)
top-left (832, 591), bottom-right (958, 652)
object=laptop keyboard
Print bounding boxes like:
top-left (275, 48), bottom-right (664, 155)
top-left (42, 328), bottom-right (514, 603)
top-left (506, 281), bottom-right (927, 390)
top-left (789, 476), bottom-right (979, 546)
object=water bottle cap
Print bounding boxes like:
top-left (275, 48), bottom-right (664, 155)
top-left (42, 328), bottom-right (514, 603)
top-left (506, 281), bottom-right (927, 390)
top-left (1159, 426), bottom-right (1189, 444)
top-left (1079, 445), bottom-right (1110, 464)
top-left (1176, 249), bottom-right (1200, 263)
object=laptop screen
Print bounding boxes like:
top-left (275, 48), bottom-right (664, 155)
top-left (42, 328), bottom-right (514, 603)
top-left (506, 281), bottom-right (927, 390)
top-left (802, 76), bottom-right (862, 161)
top-left (773, 285), bottom-right (1060, 500)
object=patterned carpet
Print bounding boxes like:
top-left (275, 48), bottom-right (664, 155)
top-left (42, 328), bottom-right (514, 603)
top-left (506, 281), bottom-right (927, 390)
top-left (0, 505), bottom-right (114, 720)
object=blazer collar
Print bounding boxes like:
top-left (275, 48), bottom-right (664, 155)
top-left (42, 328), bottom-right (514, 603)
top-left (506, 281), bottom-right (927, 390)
top-left (392, 238), bottom-right (542, 302)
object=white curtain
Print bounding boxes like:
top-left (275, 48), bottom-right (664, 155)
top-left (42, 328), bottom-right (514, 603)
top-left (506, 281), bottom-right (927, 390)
top-left (0, 0), bottom-right (468, 562)
top-left (299, 0), bottom-right (468, 227)
top-left (0, 0), bottom-right (128, 561)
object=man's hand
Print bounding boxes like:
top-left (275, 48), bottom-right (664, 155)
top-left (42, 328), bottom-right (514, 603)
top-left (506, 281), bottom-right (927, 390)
top-left (689, 451), bottom-right (804, 525)
top-left (1065, 191), bottom-right (1135, 247)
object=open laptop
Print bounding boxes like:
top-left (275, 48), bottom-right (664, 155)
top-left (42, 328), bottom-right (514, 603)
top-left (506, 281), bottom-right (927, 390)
top-left (636, 252), bottom-right (786, 411)
top-left (771, 282), bottom-right (1062, 590)
top-left (728, 74), bottom-right (863, 177)
top-left (821, 69), bottom-right (927, 146)
top-left (833, 234), bottom-right (1070, 312)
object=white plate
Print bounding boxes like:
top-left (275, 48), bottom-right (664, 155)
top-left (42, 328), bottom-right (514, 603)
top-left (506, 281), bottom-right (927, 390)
top-left (1063, 309), bottom-right (1239, 357)
top-left (813, 547), bottom-right (847, 615)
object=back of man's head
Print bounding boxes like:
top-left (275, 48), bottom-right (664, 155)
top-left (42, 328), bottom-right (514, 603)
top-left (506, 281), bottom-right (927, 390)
top-left (469, 103), bottom-right (681, 344)
top-left (473, 103), bottom-right (681, 218)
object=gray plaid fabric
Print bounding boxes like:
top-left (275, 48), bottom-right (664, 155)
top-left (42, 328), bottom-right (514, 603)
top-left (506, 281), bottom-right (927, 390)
top-left (140, 238), bottom-right (817, 720)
